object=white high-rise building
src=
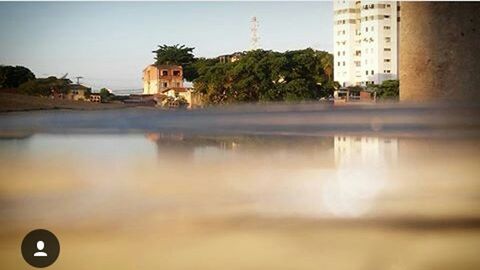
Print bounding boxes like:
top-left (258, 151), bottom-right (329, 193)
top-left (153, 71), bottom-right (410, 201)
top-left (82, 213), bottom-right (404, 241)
top-left (333, 1), bottom-right (399, 87)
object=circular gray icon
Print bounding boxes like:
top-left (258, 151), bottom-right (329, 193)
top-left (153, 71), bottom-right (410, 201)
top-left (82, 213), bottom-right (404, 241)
top-left (21, 229), bottom-right (60, 268)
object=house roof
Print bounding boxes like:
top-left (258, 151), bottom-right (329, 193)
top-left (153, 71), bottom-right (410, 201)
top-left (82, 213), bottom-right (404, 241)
top-left (144, 64), bottom-right (183, 71)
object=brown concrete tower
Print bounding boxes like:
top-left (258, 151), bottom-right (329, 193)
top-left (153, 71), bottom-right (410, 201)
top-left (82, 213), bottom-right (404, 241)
top-left (399, 2), bottom-right (480, 102)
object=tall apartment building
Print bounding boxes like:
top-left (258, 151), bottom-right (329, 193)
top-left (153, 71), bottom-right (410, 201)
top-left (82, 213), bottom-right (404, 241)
top-left (333, 1), bottom-right (399, 87)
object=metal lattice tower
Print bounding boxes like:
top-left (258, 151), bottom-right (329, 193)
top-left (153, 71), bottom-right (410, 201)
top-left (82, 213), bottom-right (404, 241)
top-left (250, 16), bottom-right (259, 50)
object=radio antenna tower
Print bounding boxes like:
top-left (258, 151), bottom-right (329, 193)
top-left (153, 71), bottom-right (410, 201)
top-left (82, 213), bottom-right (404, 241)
top-left (250, 16), bottom-right (259, 50)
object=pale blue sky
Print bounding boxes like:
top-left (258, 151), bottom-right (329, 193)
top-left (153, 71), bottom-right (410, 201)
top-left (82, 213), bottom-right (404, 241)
top-left (0, 2), bottom-right (333, 90)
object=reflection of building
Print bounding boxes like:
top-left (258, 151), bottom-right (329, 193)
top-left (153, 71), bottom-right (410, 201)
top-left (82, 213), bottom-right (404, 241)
top-left (334, 136), bottom-right (398, 166)
top-left (143, 65), bottom-right (184, 95)
top-left (333, 1), bottom-right (399, 87)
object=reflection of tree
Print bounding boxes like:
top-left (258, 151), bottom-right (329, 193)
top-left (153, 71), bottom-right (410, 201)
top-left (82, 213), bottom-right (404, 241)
top-left (145, 132), bottom-right (336, 166)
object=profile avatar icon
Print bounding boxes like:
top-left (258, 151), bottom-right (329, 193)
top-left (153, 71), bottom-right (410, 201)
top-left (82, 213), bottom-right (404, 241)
top-left (21, 229), bottom-right (59, 267)
top-left (33, 241), bottom-right (47, 257)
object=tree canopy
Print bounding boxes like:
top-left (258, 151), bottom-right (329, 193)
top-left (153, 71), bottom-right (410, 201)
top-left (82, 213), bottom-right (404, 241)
top-left (153, 44), bottom-right (196, 81)
top-left (0, 65), bottom-right (36, 88)
top-left (192, 48), bottom-right (336, 104)
top-left (18, 76), bottom-right (71, 96)
top-left (368, 80), bottom-right (399, 100)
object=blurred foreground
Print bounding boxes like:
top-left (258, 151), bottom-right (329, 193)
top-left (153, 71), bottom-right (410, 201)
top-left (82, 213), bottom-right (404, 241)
top-left (0, 103), bottom-right (479, 269)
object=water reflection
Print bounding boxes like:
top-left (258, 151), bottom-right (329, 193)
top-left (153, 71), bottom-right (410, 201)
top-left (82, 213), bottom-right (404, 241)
top-left (0, 133), bottom-right (479, 269)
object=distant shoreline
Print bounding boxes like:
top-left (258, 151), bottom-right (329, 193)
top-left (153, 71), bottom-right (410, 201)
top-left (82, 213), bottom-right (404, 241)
top-left (0, 92), bottom-right (135, 113)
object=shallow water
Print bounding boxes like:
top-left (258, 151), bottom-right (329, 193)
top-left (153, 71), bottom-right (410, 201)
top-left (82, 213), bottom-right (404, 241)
top-left (0, 104), bottom-right (479, 269)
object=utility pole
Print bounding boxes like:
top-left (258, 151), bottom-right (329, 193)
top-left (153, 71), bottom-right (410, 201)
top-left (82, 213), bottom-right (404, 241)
top-left (250, 16), bottom-right (260, 50)
top-left (75, 76), bottom-right (84, 85)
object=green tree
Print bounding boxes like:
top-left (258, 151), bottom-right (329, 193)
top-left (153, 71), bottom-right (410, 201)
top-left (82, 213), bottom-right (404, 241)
top-left (0, 65), bottom-right (36, 88)
top-left (18, 76), bottom-right (71, 96)
top-left (192, 48), bottom-right (335, 105)
top-left (153, 44), bottom-right (196, 81)
top-left (369, 80), bottom-right (399, 100)
top-left (99, 88), bottom-right (111, 101)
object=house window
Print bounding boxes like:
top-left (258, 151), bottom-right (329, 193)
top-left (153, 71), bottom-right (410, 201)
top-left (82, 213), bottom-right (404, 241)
top-left (173, 70), bottom-right (181, 76)
top-left (163, 82), bottom-right (168, 87)
top-left (365, 71), bottom-right (368, 75)
top-left (384, 59), bottom-right (391, 62)
top-left (371, 70), bottom-right (374, 75)
top-left (176, 82), bottom-right (180, 87)
top-left (384, 26), bottom-right (391, 30)
top-left (162, 70), bottom-right (168, 76)
top-left (343, 61), bottom-right (346, 66)
top-left (342, 51), bottom-right (345, 56)
top-left (365, 27), bottom-right (368, 32)
top-left (355, 50), bottom-right (361, 56)
top-left (385, 37), bottom-right (391, 42)
top-left (384, 15), bottom-right (390, 18)
top-left (338, 62), bottom-right (341, 66)
top-left (337, 51), bottom-right (340, 56)
top-left (384, 48), bottom-right (391, 51)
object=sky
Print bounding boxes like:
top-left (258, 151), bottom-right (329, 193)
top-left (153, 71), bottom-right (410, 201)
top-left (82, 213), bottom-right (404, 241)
top-left (0, 2), bottom-right (333, 90)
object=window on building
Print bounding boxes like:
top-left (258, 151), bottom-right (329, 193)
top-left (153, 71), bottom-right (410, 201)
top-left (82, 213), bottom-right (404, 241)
top-left (342, 51), bottom-right (345, 56)
top-left (371, 26), bottom-right (374, 31)
top-left (384, 26), bottom-right (391, 30)
top-left (384, 15), bottom-right (390, 18)
top-left (384, 48), bottom-right (391, 51)
top-left (176, 82), bottom-right (180, 87)
top-left (355, 50), bottom-right (361, 56)
top-left (337, 52), bottom-right (340, 56)
top-left (162, 70), bottom-right (168, 76)
top-left (338, 62), bottom-right (341, 66)
top-left (173, 70), bottom-right (181, 76)
top-left (163, 82), bottom-right (168, 87)
top-left (386, 4), bottom-right (391, 7)
top-left (365, 27), bottom-right (368, 32)
top-left (384, 59), bottom-right (391, 62)
top-left (371, 70), bottom-right (374, 75)
top-left (355, 61), bottom-right (361, 67)
top-left (343, 61), bottom-right (346, 66)
top-left (385, 37), bottom-right (391, 42)
top-left (365, 71), bottom-right (368, 75)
